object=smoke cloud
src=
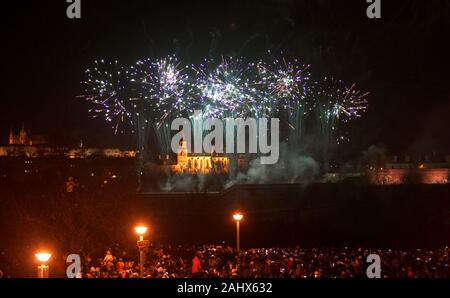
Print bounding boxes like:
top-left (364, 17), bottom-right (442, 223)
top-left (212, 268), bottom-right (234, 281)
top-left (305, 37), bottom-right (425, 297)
top-left (155, 143), bottom-right (320, 192)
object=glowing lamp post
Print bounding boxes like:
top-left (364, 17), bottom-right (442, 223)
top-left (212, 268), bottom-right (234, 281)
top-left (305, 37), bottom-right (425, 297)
top-left (35, 253), bottom-right (51, 278)
top-left (233, 213), bottom-right (244, 251)
top-left (134, 226), bottom-right (149, 277)
top-left (135, 226), bottom-right (148, 241)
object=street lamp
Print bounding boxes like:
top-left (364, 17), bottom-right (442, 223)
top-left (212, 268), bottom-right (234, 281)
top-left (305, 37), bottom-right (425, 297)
top-left (233, 213), bottom-right (244, 251)
top-left (134, 226), bottom-right (149, 277)
top-left (134, 226), bottom-right (148, 241)
top-left (35, 252), bottom-right (51, 278)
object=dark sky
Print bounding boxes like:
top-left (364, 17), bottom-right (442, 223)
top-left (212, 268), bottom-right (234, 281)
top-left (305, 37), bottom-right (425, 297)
top-left (1, 0), bottom-right (449, 155)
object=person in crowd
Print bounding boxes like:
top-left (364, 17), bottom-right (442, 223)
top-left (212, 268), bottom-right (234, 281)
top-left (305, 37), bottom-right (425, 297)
top-left (103, 250), bottom-right (115, 271)
top-left (65, 176), bottom-right (79, 193)
top-left (191, 251), bottom-right (203, 277)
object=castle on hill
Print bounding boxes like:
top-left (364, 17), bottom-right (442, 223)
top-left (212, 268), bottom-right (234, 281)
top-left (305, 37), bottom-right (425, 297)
top-left (8, 124), bottom-right (46, 146)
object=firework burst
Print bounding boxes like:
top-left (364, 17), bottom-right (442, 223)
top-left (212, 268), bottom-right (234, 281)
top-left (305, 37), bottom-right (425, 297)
top-left (311, 75), bottom-right (369, 167)
top-left (332, 83), bottom-right (369, 122)
top-left (255, 57), bottom-right (312, 146)
top-left (256, 58), bottom-right (310, 116)
top-left (313, 77), bottom-right (368, 127)
top-left (194, 56), bottom-right (257, 118)
top-left (132, 55), bottom-right (195, 125)
top-left (81, 60), bottom-right (136, 134)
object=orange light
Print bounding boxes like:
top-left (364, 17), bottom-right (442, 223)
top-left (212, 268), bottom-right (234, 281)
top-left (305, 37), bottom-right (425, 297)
top-left (134, 226), bottom-right (148, 235)
top-left (35, 253), bottom-right (52, 263)
top-left (419, 164), bottom-right (425, 169)
top-left (233, 213), bottom-right (243, 221)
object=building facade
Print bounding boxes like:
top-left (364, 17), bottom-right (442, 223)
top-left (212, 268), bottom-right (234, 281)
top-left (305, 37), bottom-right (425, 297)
top-left (369, 155), bottom-right (450, 185)
top-left (169, 140), bottom-right (229, 174)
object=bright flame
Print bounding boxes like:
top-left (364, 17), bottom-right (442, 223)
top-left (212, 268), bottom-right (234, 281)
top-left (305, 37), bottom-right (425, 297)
top-left (233, 213), bottom-right (244, 221)
top-left (35, 253), bottom-right (52, 263)
top-left (134, 226), bottom-right (148, 235)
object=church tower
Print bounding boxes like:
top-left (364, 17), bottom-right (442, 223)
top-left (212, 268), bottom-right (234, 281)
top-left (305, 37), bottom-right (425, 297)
top-left (177, 139), bottom-right (188, 172)
top-left (177, 139), bottom-right (189, 171)
top-left (19, 124), bottom-right (27, 145)
top-left (8, 130), bottom-right (14, 145)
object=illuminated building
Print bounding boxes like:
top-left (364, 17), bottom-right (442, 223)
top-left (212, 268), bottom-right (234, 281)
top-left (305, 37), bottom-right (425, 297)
top-left (169, 140), bottom-right (229, 174)
top-left (369, 155), bottom-right (450, 185)
top-left (8, 124), bottom-right (46, 146)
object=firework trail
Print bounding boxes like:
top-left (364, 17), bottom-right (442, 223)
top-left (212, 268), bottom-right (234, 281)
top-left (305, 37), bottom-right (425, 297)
top-left (256, 57), bottom-right (311, 147)
top-left (312, 76), bottom-right (369, 169)
top-left (131, 55), bottom-right (195, 154)
top-left (313, 77), bottom-right (368, 136)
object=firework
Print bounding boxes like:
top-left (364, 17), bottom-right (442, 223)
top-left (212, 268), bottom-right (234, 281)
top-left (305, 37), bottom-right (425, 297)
top-left (312, 77), bottom-right (368, 129)
top-left (194, 56), bottom-right (257, 119)
top-left (81, 55), bottom-right (370, 180)
top-left (256, 57), bottom-right (311, 146)
top-left (332, 83), bottom-right (369, 122)
top-left (311, 76), bottom-right (369, 169)
top-left (81, 60), bottom-right (136, 134)
top-left (256, 57), bottom-right (310, 110)
top-left (131, 55), bottom-right (195, 124)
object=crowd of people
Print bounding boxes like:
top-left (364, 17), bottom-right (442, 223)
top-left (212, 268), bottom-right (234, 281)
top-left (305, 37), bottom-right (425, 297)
top-left (76, 245), bottom-right (449, 278)
top-left (1, 175), bottom-right (449, 279)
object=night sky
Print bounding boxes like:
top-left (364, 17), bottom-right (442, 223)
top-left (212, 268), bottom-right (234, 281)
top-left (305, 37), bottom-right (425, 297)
top-left (1, 0), bottom-right (449, 156)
